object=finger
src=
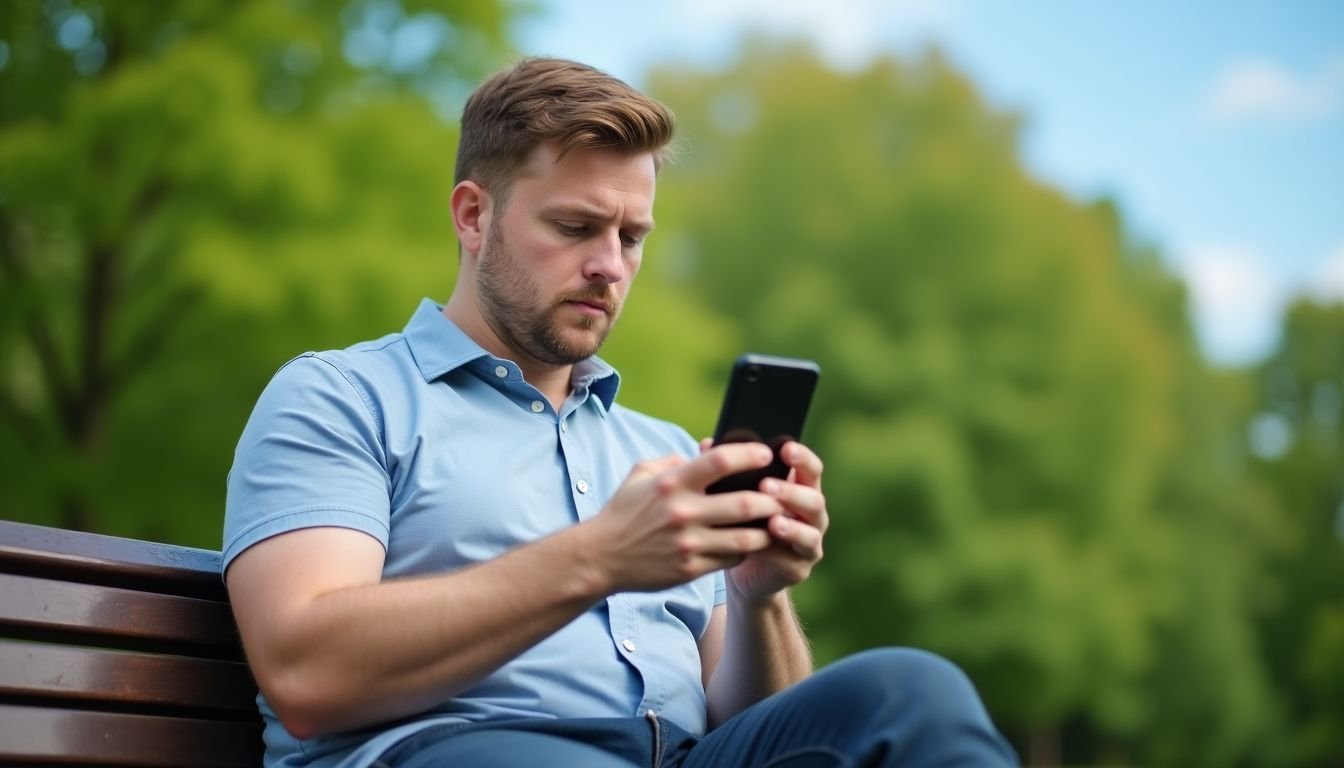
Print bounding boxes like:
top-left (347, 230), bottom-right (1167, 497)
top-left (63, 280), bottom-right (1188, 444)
top-left (696, 490), bottom-right (786, 528)
top-left (691, 552), bottom-right (751, 574)
top-left (781, 442), bottom-right (823, 489)
top-left (698, 525), bottom-right (774, 556)
top-left (676, 442), bottom-right (773, 490)
top-left (761, 478), bottom-right (828, 532)
top-left (768, 515), bottom-right (824, 562)
top-left (699, 437), bottom-right (713, 455)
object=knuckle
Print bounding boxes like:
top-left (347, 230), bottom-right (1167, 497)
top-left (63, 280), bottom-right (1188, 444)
top-left (674, 534), bottom-right (697, 557)
top-left (733, 529), bottom-right (761, 552)
top-left (664, 501), bottom-right (695, 527)
top-left (708, 450), bottom-right (735, 474)
top-left (737, 494), bottom-right (757, 517)
top-left (653, 473), bottom-right (680, 497)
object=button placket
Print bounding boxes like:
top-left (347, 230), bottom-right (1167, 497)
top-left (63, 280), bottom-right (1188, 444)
top-left (560, 407), bottom-right (600, 521)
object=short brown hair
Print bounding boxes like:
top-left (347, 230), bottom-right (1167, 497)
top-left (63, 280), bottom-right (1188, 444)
top-left (455, 57), bottom-right (675, 198)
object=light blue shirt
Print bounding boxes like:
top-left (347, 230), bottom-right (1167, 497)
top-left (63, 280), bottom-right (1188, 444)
top-left (224, 299), bottom-right (725, 768)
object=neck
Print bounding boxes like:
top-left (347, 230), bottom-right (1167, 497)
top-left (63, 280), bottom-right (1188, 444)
top-left (441, 294), bottom-right (574, 410)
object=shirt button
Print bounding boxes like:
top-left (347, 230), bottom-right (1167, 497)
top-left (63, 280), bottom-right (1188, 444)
top-left (622, 639), bottom-right (636, 653)
top-left (576, 480), bottom-right (589, 494)
top-left (494, 365), bottom-right (508, 378)
top-left (530, 400), bottom-right (544, 413)
top-left (560, 419), bottom-right (568, 433)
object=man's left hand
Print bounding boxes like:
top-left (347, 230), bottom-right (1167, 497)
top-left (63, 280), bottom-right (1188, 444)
top-left (699, 439), bottom-right (827, 602)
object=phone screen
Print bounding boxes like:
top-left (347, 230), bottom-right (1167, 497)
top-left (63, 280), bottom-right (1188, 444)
top-left (706, 354), bottom-right (820, 496)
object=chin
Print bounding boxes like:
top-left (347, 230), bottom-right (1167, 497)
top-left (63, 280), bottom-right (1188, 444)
top-left (560, 328), bottom-right (608, 359)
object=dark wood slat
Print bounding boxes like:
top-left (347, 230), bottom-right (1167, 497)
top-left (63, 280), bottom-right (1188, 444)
top-left (0, 574), bottom-right (242, 657)
top-left (0, 640), bottom-right (258, 715)
top-left (0, 520), bottom-right (226, 601)
top-left (0, 703), bottom-right (263, 767)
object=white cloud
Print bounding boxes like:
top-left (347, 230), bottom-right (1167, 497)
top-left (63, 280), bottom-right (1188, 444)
top-left (677, 0), bottom-right (956, 71)
top-left (1178, 243), bottom-right (1285, 365)
top-left (1205, 54), bottom-right (1344, 122)
top-left (1309, 241), bottom-right (1344, 302)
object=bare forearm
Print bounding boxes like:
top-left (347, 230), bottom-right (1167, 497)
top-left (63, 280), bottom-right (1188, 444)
top-left (267, 525), bottom-right (607, 738)
top-left (237, 445), bottom-right (789, 739)
top-left (706, 589), bottom-right (813, 728)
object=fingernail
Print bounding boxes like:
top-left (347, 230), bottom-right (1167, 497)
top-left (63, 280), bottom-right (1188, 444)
top-left (762, 479), bottom-right (778, 494)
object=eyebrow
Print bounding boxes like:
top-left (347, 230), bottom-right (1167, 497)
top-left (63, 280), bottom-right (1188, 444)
top-left (543, 202), bottom-right (655, 233)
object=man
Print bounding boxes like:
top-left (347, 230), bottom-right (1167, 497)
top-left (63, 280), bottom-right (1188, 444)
top-left (224, 57), bottom-right (1015, 767)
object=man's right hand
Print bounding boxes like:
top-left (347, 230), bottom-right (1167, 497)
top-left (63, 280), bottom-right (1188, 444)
top-left (579, 442), bottom-right (784, 593)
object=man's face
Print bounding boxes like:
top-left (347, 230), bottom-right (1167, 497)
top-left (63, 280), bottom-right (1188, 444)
top-left (475, 143), bottom-right (657, 367)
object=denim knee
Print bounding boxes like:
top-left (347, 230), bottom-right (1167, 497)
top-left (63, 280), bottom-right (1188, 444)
top-left (819, 648), bottom-right (991, 727)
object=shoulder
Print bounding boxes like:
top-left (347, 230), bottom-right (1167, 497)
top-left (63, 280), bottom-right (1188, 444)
top-left (264, 333), bottom-right (417, 426)
top-left (296, 332), bottom-right (413, 388)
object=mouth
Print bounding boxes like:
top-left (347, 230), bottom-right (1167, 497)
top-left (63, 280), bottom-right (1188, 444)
top-left (564, 299), bottom-right (613, 317)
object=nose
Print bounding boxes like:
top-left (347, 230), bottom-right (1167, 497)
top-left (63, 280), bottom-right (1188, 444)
top-left (581, 230), bottom-right (626, 286)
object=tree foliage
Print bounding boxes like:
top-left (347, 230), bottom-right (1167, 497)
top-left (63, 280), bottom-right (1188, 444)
top-left (1249, 300), bottom-right (1344, 766)
top-left (0, 0), bottom-right (510, 542)
top-left (645, 42), bottom-right (1294, 764)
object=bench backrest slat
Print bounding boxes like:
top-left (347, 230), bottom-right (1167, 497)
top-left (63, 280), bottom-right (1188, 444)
top-left (0, 640), bottom-right (258, 715)
top-left (0, 573), bottom-right (243, 658)
top-left (0, 520), bottom-right (226, 601)
top-left (0, 703), bottom-right (262, 768)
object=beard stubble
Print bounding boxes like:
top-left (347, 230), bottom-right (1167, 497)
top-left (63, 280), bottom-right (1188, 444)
top-left (476, 218), bottom-right (620, 366)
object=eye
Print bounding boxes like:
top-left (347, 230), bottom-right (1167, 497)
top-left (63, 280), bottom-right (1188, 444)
top-left (555, 221), bottom-right (587, 237)
top-left (620, 231), bottom-right (645, 248)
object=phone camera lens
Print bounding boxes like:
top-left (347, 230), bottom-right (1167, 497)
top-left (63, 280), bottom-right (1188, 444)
top-left (747, 366), bottom-right (759, 383)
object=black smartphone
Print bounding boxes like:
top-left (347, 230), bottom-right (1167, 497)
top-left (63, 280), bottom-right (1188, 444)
top-left (705, 354), bottom-right (820, 504)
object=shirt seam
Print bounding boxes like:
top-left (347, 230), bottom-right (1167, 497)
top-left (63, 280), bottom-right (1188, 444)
top-left (303, 352), bottom-right (384, 436)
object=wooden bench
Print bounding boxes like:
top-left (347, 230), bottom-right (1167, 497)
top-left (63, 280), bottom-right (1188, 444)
top-left (0, 519), bottom-right (264, 767)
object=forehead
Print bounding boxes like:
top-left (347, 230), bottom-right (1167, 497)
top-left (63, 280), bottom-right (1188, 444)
top-left (510, 143), bottom-right (657, 219)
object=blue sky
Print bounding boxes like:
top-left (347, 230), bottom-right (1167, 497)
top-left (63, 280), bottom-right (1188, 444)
top-left (514, 1), bottom-right (1344, 366)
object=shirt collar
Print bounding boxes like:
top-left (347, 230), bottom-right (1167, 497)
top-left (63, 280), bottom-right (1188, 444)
top-left (403, 298), bottom-right (622, 412)
top-left (572, 355), bottom-right (621, 414)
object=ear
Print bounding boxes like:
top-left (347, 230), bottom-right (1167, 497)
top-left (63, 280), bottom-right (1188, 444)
top-left (450, 181), bottom-right (491, 258)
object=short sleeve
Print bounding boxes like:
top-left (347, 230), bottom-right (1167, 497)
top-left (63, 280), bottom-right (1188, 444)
top-left (714, 571), bottom-right (727, 606)
top-left (223, 353), bottom-right (391, 576)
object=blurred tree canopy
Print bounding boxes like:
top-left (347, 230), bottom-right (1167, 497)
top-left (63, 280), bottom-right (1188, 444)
top-left (638, 42), bottom-right (1323, 765)
top-left (1249, 300), bottom-right (1344, 765)
top-left (2, 8), bottom-right (1340, 767)
top-left (0, 0), bottom-right (509, 542)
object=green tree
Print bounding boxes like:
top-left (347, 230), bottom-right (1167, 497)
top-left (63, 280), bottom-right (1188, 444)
top-left (649, 41), bottom-right (1285, 764)
top-left (1250, 299), bottom-right (1344, 765)
top-left (0, 1), bottom-right (512, 545)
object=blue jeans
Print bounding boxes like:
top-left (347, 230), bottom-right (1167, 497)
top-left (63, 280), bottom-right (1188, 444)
top-left (375, 648), bottom-right (1018, 767)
